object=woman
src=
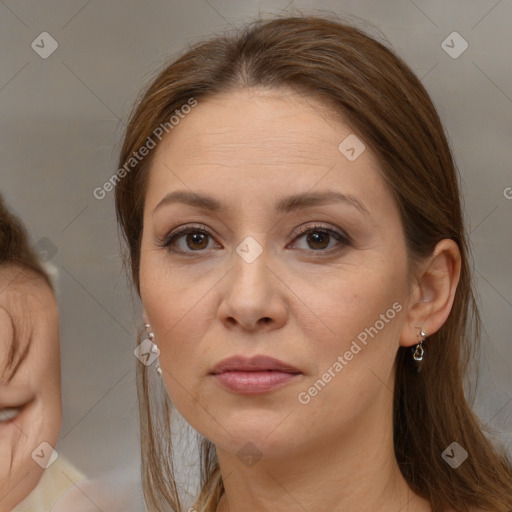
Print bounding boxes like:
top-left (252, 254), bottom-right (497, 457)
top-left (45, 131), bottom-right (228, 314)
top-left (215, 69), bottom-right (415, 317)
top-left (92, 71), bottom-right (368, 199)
top-left (115, 15), bottom-right (512, 512)
top-left (0, 194), bottom-right (86, 512)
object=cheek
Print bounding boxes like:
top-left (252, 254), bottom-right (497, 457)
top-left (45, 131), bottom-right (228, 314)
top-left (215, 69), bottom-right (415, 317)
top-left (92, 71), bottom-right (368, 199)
top-left (12, 366), bottom-right (62, 477)
top-left (302, 263), bottom-right (406, 345)
top-left (139, 288), bottom-right (207, 409)
top-left (0, 403), bottom-right (49, 510)
top-left (23, 354), bottom-right (62, 434)
top-left (296, 268), bottom-right (407, 412)
top-left (35, 382), bottom-right (62, 445)
top-left (292, 301), bottom-right (404, 444)
top-left (140, 250), bottom-right (219, 358)
top-left (16, 395), bottom-right (61, 459)
top-left (0, 457), bottom-right (44, 511)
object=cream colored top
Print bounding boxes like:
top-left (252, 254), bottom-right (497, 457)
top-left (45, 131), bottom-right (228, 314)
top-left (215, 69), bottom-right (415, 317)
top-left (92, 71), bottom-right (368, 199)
top-left (12, 456), bottom-right (86, 512)
top-left (12, 457), bottom-right (145, 511)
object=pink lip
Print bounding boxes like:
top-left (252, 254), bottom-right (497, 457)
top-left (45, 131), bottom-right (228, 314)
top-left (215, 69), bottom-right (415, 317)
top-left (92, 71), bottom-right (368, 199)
top-left (214, 371), bottom-right (300, 393)
top-left (210, 355), bottom-right (302, 394)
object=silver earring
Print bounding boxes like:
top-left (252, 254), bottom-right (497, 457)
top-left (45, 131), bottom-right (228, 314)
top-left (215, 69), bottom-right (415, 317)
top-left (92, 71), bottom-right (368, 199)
top-left (144, 323), bottom-right (162, 376)
top-left (412, 328), bottom-right (427, 371)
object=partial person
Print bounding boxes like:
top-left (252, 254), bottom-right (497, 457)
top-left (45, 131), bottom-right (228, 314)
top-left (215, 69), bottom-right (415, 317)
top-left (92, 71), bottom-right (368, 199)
top-left (0, 196), bottom-right (145, 511)
top-left (0, 194), bottom-right (84, 512)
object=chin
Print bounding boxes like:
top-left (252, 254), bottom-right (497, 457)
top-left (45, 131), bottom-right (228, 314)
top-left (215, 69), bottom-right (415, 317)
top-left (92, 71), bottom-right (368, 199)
top-left (196, 411), bottom-right (299, 455)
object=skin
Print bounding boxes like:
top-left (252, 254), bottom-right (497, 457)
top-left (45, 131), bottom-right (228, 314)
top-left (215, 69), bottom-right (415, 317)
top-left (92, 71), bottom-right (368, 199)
top-left (139, 87), bottom-right (461, 512)
top-left (0, 265), bottom-right (61, 512)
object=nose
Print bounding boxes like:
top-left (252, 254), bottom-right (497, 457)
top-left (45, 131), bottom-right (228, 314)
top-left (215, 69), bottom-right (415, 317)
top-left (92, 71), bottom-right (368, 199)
top-left (217, 241), bottom-right (288, 332)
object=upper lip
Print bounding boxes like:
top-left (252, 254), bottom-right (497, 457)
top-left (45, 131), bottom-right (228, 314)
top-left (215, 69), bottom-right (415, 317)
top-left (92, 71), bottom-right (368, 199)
top-left (210, 355), bottom-right (302, 374)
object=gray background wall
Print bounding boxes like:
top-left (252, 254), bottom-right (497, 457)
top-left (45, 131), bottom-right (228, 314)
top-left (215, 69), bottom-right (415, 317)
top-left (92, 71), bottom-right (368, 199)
top-left (1, 0), bottom-right (511, 509)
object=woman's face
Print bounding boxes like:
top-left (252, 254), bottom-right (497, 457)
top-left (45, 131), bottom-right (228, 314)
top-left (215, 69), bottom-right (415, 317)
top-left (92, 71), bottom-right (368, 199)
top-left (140, 88), bottom-right (413, 460)
top-left (0, 266), bottom-right (61, 511)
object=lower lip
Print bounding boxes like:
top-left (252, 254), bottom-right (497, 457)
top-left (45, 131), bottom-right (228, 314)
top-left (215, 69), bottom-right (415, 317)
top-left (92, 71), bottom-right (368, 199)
top-left (213, 371), bottom-right (301, 394)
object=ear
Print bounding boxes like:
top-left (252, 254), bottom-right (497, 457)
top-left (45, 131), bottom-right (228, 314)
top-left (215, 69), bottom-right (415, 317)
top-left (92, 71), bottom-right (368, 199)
top-left (399, 239), bottom-right (461, 347)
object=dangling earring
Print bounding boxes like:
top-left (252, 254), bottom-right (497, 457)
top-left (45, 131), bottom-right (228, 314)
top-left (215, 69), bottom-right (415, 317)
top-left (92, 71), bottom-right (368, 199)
top-left (412, 328), bottom-right (427, 372)
top-left (144, 323), bottom-right (162, 376)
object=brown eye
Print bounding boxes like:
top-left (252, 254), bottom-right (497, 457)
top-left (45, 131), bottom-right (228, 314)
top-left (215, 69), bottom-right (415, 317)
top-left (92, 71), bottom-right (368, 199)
top-left (291, 225), bottom-right (350, 253)
top-left (305, 231), bottom-right (330, 250)
top-left (184, 232), bottom-right (209, 250)
top-left (161, 225), bottom-right (217, 254)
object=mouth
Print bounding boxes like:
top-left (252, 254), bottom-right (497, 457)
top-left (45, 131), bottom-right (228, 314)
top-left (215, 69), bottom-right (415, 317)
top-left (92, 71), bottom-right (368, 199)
top-left (210, 355), bottom-right (302, 394)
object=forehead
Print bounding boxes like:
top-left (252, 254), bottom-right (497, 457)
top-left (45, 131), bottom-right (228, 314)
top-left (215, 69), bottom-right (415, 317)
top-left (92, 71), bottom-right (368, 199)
top-left (156, 88), bottom-right (356, 165)
top-left (146, 88), bottom-right (386, 213)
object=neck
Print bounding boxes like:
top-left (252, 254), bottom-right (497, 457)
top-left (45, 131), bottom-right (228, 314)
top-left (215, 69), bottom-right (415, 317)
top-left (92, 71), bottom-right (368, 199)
top-left (213, 390), bottom-right (430, 512)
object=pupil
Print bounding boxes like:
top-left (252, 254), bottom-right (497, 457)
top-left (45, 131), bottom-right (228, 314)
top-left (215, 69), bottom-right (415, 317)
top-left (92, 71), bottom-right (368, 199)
top-left (188, 233), bottom-right (207, 250)
top-left (308, 232), bottom-right (328, 250)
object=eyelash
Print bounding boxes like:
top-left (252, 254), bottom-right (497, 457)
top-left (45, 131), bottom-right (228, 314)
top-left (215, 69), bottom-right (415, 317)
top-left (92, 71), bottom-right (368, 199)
top-left (158, 223), bottom-right (351, 257)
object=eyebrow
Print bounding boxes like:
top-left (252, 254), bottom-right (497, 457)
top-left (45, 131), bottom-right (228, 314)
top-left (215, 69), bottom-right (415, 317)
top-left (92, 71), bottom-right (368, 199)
top-left (153, 190), bottom-right (370, 216)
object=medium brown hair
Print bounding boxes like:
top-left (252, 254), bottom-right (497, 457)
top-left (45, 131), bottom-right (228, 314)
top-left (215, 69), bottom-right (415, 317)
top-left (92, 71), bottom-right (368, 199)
top-left (115, 14), bottom-right (512, 512)
top-left (0, 195), bottom-right (49, 284)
